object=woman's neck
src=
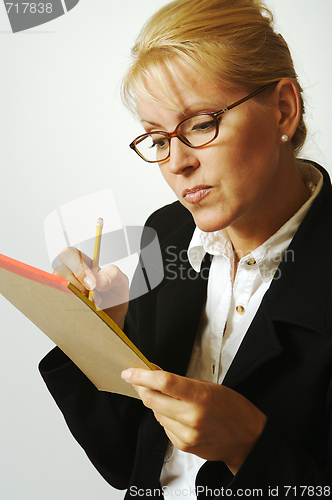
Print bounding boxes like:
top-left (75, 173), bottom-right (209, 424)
top-left (226, 160), bottom-right (310, 261)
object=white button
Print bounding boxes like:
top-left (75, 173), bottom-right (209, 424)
top-left (246, 258), bottom-right (256, 266)
top-left (236, 305), bottom-right (245, 315)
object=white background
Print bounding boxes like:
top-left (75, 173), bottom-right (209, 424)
top-left (0, 1), bottom-right (331, 499)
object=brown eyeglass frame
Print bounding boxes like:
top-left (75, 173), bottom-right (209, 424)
top-left (129, 82), bottom-right (278, 163)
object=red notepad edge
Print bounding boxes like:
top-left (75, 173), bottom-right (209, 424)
top-left (0, 254), bottom-right (74, 295)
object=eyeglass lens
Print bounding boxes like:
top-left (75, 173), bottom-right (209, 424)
top-left (135, 113), bottom-right (218, 163)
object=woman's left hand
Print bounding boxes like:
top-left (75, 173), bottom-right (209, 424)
top-left (121, 368), bottom-right (267, 475)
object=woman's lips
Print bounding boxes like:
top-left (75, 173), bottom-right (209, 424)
top-left (182, 185), bottom-right (213, 204)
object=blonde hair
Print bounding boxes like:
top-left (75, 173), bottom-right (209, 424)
top-left (122, 0), bottom-right (306, 155)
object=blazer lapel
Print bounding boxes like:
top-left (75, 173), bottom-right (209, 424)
top-left (155, 255), bottom-right (211, 376)
top-left (222, 298), bottom-right (283, 388)
top-left (224, 161), bottom-right (332, 388)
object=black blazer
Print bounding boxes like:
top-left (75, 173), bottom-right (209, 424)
top-left (39, 161), bottom-right (332, 498)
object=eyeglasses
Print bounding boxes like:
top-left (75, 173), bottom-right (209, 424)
top-left (129, 82), bottom-right (276, 163)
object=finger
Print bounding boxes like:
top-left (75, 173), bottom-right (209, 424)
top-left (95, 265), bottom-right (129, 308)
top-left (131, 384), bottom-right (175, 414)
top-left (129, 379), bottom-right (211, 456)
top-left (121, 368), bottom-right (197, 402)
top-left (151, 363), bottom-right (163, 371)
top-left (59, 247), bottom-right (96, 291)
top-left (53, 264), bottom-right (89, 295)
top-left (160, 425), bottom-right (196, 454)
top-left (134, 384), bottom-right (193, 425)
top-left (132, 384), bottom-right (198, 448)
top-left (95, 264), bottom-right (129, 293)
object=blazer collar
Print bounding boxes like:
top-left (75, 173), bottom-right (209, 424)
top-left (266, 161), bottom-right (332, 339)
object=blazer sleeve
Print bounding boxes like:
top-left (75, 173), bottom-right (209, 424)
top-left (38, 209), bottom-right (168, 489)
top-left (39, 345), bottom-right (145, 490)
top-left (39, 201), bottom-right (197, 491)
top-left (196, 412), bottom-right (332, 496)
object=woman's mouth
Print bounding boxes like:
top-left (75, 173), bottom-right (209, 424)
top-left (182, 185), bottom-right (213, 204)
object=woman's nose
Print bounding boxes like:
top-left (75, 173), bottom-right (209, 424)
top-left (165, 138), bottom-right (200, 174)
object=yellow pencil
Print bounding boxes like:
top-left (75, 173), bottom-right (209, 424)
top-left (89, 218), bottom-right (104, 302)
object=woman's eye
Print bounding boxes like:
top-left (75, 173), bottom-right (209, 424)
top-left (192, 119), bottom-right (216, 132)
top-left (151, 138), bottom-right (168, 149)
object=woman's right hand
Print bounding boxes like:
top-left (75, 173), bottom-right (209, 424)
top-left (53, 247), bottom-right (129, 330)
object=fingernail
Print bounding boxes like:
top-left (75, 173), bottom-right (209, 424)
top-left (121, 369), bottom-right (132, 381)
top-left (83, 275), bottom-right (96, 290)
top-left (96, 275), bottom-right (110, 289)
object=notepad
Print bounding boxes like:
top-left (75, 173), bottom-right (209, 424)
top-left (0, 254), bottom-right (153, 399)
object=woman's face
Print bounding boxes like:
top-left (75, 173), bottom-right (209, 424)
top-left (136, 67), bottom-right (285, 234)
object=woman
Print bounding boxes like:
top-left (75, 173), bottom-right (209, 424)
top-left (39, 0), bottom-right (332, 497)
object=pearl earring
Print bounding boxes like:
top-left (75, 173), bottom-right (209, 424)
top-left (281, 134), bottom-right (289, 143)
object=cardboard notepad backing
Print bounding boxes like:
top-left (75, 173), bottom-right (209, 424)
top-left (0, 254), bottom-right (153, 399)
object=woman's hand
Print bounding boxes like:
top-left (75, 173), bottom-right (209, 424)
top-left (121, 368), bottom-right (267, 475)
top-left (53, 247), bottom-right (129, 329)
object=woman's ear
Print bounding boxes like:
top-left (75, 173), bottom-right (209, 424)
top-left (276, 78), bottom-right (301, 144)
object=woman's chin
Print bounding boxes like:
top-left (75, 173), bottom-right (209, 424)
top-left (191, 210), bottom-right (230, 234)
